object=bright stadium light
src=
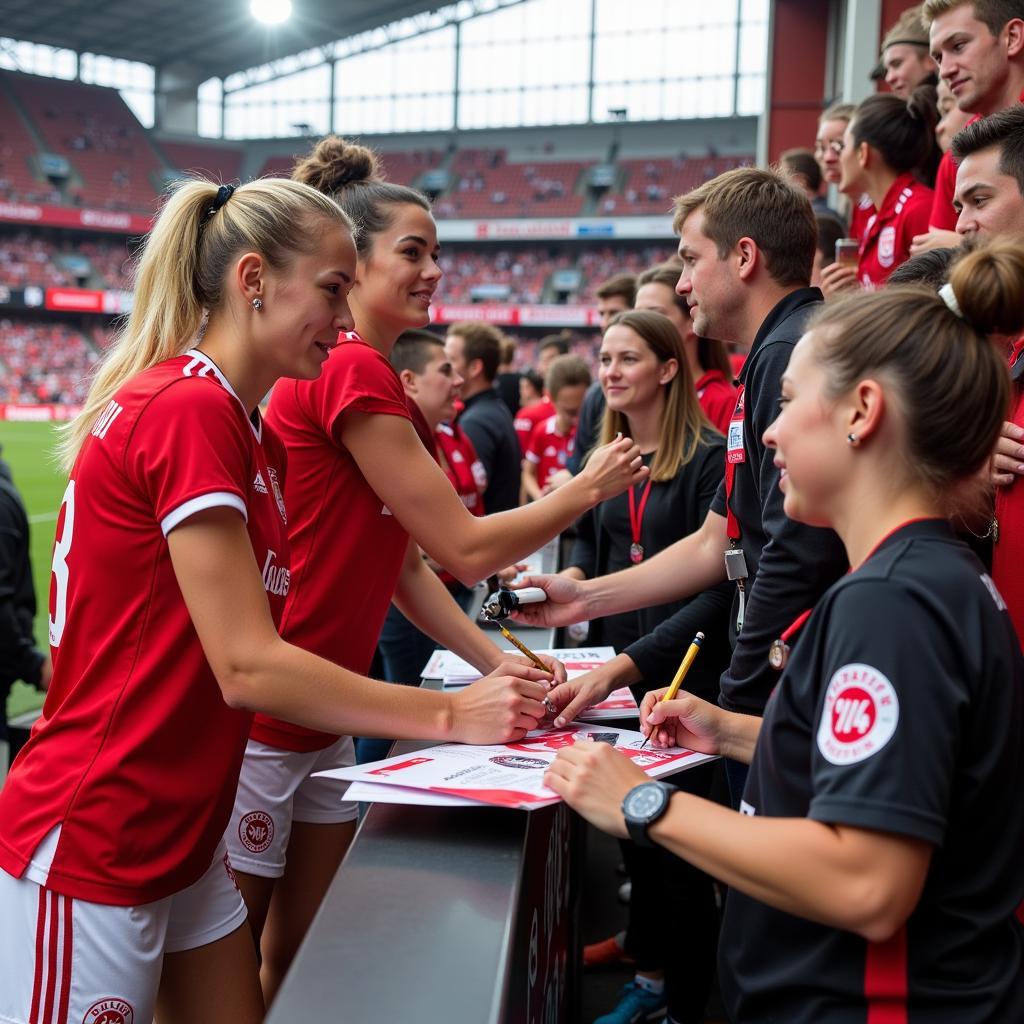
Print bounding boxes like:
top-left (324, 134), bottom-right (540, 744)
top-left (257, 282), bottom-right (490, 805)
top-left (251, 0), bottom-right (293, 25)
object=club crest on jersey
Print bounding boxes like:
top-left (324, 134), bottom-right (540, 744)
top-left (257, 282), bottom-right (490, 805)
top-left (266, 467), bottom-right (287, 524)
top-left (239, 810), bottom-right (274, 854)
top-left (878, 226), bottom-right (897, 269)
top-left (82, 999), bottom-right (134, 1024)
top-left (817, 663), bottom-right (899, 765)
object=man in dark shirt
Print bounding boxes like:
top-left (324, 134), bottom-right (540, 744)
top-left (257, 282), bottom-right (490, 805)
top-left (518, 168), bottom-right (849, 804)
top-left (0, 446), bottom-right (49, 753)
top-left (445, 321), bottom-right (522, 513)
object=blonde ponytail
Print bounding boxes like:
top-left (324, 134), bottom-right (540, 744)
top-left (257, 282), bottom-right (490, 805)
top-left (58, 176), bottom-right (351, 471)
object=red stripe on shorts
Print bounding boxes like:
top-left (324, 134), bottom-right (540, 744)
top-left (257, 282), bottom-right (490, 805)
top-left (29, 885), bottom-right (47, 1024)
top-left (57, 894), bottom-right (73, 1024)
top-left (42, 889), bottom-right (60, 1024)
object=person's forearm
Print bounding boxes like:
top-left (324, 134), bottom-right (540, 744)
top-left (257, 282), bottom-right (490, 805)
top-left (392, 558), bottom-right (503, 675)
top-left (582, 519), bottom-right (727, 619)
top-left (716, 709), bottom-right (762, 764)
top-left (648, 795), bottom-right (915, 940)
top-left (228, 632), bottom-right (456, 741)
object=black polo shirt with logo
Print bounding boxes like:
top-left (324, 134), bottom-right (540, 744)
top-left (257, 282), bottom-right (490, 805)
top-left (720, 520), bottom-right (1024, 1022)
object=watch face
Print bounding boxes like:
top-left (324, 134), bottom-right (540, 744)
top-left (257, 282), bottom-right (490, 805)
top-left (625, 784), bottom-right (665, 819)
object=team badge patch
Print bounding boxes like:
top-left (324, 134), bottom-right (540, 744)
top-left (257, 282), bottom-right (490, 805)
top-left (266, 467), bottom-right (287, 524)
top-left (238, 810), bottom-right (274, 854)
top-left (82, 999), bottom-right (134, 1024)
top-left (878, 226), bottom-right (896, 269)
top-left (817, 663), bottom-right (899, 765)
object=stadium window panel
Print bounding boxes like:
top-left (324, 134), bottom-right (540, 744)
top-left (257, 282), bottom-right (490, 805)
top-left (225, 63), bottom-right (330, 138)
top-left (0, 39), bottom-right (77, 80)
top-left (198, 78), bottom-right (223, 139)
top-left (334, 26), bottom-right (456, 135)
top-left (736, 73), bottom-right (766, 116)
top-left (456, 0), bottom-right (590, 127)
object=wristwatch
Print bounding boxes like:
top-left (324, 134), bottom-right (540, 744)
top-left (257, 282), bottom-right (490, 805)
top-left (621, 781), bottom-right (676, 847)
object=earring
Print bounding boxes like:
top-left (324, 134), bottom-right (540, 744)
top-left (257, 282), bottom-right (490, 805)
top-left (847, 433), bottom-right (859, 446)
top-left (252, 297), bottom-right (263, 312)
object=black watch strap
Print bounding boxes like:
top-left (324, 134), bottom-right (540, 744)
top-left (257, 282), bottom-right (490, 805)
top-left (622, 781), bottom-right (675, 848)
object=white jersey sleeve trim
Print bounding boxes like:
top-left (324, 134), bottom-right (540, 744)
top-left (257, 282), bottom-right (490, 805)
top-left (161, 492), bottom-right (247, 536)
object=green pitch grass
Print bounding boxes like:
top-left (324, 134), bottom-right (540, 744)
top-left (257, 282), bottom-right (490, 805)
top-left (0, 421), bottom-right (66, 720)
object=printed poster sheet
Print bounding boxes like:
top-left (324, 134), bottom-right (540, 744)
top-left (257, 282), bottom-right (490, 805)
top-left (422, 646), bottom-right (639, 722)
top-left (316, 723), bottom-right (715, 811)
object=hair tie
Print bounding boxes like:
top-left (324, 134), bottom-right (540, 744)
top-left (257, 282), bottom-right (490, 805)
top-left (209, 183), bottom-right (235, 216)
top-left (939, 282), bottom-right (963, 320)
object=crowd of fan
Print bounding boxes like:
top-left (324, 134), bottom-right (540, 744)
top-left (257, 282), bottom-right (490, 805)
top-left (0, 319), bottom-right (108, 404)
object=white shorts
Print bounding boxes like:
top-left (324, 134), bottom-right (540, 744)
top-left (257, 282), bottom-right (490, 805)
top-left (225, 735), bottom-right (358, 878)
top-left (0, 839), bottom-right (247, 1024)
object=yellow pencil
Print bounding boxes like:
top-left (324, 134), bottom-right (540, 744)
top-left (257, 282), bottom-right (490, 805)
top-left (639, 631), bottom-right (704, 748)
top-left (496, 622), bottom-right (553, 675)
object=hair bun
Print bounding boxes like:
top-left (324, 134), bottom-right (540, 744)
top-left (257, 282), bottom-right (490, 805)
top-left (948, 237), bottom-right (1024, 337)
top-left (291, 135), bottom-right (383, 193)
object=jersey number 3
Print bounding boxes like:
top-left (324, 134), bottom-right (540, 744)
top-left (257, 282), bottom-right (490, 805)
top-left (49, 479), bottom-right (76, 648)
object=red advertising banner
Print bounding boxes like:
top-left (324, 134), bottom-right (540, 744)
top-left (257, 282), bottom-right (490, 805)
top-left (45, 288), bottom-right (105, 313)
top-left (0, 200), bottom-right (151, 235)
top-left (430, 304), bottom-right (599, 328)
top-left (0, 404), bottom-right (82, 421)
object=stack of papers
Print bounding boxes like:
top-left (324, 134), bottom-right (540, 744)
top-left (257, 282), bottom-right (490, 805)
top-left (318, 723), bottom-right (715, 810)
top-left (423, 646), bottom-right (639, 722)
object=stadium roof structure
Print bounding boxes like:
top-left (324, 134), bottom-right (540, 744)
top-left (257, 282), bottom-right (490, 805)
top-left (3, 0), bottom-right (459, 80)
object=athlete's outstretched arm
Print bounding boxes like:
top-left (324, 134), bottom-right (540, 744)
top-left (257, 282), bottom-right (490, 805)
top-left (544, 741), bottom-right (932, 942)
top-left (168, 507), bottom-right (549, 744)
top-left (508, 508), bottom-right (729, 629)
top-left (340, 410), bottom-right (648, 586)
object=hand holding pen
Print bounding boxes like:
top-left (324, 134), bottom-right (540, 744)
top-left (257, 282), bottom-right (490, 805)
top-left (639, 632), bottom-right (704, 749)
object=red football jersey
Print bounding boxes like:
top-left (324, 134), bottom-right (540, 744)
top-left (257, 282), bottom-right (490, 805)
top-left (0, 350), bottom-right (290, 906)
top-left (993, 339), bottom-right (1024, 648)
top-left (434, 421), bottom-right (485, 587)
top-left (251, 333), bottom-right (412, 753)
top-left (514, 398), bottom-right (555, 454)
top-left (930, 148), bottom-right (962, 231)
top-left (849, 193), bottom-right (875, 243)
top-left (695, 368), bottom-right (737, 435)
top-left (857, 173), bottom-right (933, 289)
top-left (436, 421), bottom-right (486, 515)
top-left (525, 415), bottom-right (576, 490)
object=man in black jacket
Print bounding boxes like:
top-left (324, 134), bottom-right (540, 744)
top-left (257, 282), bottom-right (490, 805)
top-left (0, 446), bottom-right (49, 753)
top-left (445, 321), bottom-right (522, 514)
top-left (516, 168), bottom-right (849, 805)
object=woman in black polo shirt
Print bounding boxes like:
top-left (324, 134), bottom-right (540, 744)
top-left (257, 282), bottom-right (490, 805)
top-left (544, 242), bottom-right (1024, 1022)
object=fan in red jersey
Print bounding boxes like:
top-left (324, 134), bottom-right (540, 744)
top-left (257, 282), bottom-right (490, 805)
top-left (0, 177), bottom-right (556, 1024)
top-left (522, 355), bottom-right (591, 500)
top-left (821, 90), bottom-right (938, 296)
top-left (223, 135), bottom-right (649, 1007)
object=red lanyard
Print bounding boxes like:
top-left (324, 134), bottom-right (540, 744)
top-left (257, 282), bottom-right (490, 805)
top-left (724, 385), bottom-right (745, 541)
top-left (627, 478), bottom-right (654, 563)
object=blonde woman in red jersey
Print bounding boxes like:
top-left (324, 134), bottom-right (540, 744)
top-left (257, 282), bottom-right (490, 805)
top-left (224, 135), bottom-right (649, 1005)
top-left (0, 179), bottom-right (560, 1024)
